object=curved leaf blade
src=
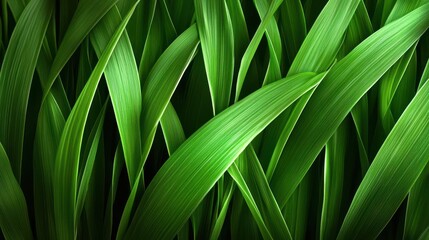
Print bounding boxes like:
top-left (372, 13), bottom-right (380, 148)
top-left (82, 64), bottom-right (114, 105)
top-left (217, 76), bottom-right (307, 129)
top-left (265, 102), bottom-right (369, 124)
top-left (53, 4), bottom-right (138, 239)
top-left (0, 143), bottom-right (32, 239)
top-left (338, 79), bottom-right (429, 239)
top-left (124, 72), bottom-right (325, 239)
top-left (271, 4), bottom-right (429, 207)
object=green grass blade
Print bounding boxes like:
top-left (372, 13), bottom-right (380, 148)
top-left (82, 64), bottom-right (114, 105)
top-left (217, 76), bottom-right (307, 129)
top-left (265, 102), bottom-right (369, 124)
top-left (404, 163), bottom-right (429, 240)
top-left (260, 0), bottom-right (360, 179)
top-left (230, 146), bottom-right (292, 239)
top-left (417, 59), bottom-right (429, 89)
top-left (337, 79), bottom-right (429, 239)
top-left (253, 0), bottom-right (283, 86)
top-left (271, 4), bottom-right (429, 207)
top-left (234, 0), bottom-right (283, 101)
top-left (372, 0), bottom-right (396, 28)
top-left (124, 72), bottom-right (325, 239)
top-left (103, 145), bottom-right (124, 239)
top-left (139, 0), bottom-right (176, 81)
top-left (176, 52), bottom-right (213, 136)
top-left (45, 0), bottom-right (118, 93)
top-left (342, 1), bottom-right (373, 174)
top-left (90, 6), bottom-right (142, 186)
top-left (115, 25), bottom-right (199, 237)
top-left (418, 227), bottom-right (429, 240)
top-left (378, 44), bottom-right (416, 134)
top-left (282, 171), bottom-right (312, 239)
top-left (33, 93), bottom-right (65, 239)
top-left (279, 0), bottom-right (307, 63)
top-left (53, 4), bottom-right (138, 239)
top-left (140, 24), bottom-right (199, 172)
top-left (289, 0), bottom-right (360, 74)
top-left (0, 0), bottom-right (53, 181)
top-left (75, 102), bottom-right (107, 224)
top-left (160, 103), bottom-right (186, 155)
top-left (228, 162), bottom-right (272, 240)
top-left (0, 143), bottom-right (32, 239)
top-left (195, 0), bottom-right (234, 113)
top-left (165, 0), bottom-right (194, 33)
top-left (160, 102), bottom-right (193, 239)
top-left (209, 181), bottom-right (234, 240)
top-left (320, 121), bottom-right (348, 240)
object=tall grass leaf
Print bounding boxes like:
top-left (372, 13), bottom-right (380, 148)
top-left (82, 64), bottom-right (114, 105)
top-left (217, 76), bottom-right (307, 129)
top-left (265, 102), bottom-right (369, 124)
top-left (53, 4), bottom-right (138, 239)
top-left (124, 72), bottom-right (325, 239)
top-left (75, 102), bottom-right (107, 223)
top-left (229, 146), bottom-right (292, 239)
top-left (385, 0), bottom-right (429, 24)
top-left (418, 227), bottom-right (429, 240)
top-left (33, 93), bottom-right (65, 239)
top-left (342, 1), bottom-right (373, 174)
top-left (160, 103), bottom-right (186, 155)
top-left (195, 0), bottom-right (234, 113)
top-left (417, 59), bottom-right (429, 89)
top-left (6, 0), bottom-right (25, 19)
top-left (377, 0), bottom-right (428, 134)
top-left (176, 52), bottom-right (212, 135)
top-left (139, 0), bottom-right (177, 82)
top-left (225, 0), bottom-right (260, 104)
top-left (228, 162), bottom-right (272, 240)
top-left (289, 0), bottom-right (360, 74)
top-left (390, 51), bottom-right (417, 125)
top-left (103, 145), bottom-right (124, 239)
top-left (160, 102), bottom-right (194, 239)
top-left (209, 181), bottom-right (234, 240)
top-left (372, 0), bottom-right (396, 28)
top-left (253, 0), bottom-right (283, 86)
top-left (282, 171), bottom-right (311, 239)
top-left (115, 25), bottom-right (199, 237)
top-left (279, 0), bottom-right (307, 64)
top-left (234, 0), bottom-right (283, 101)
top-left (58, 0), bottom-right (76, 42)
top-left (0, 0), bottom-right (53, 181)
top-left (302, 0), bottom-right (328, 28)
top-left (140, 24), bottom-right (199, 171)
top-left (194, 0), bottom-right (235, 232)
top-left (0, 143), bottom-right (32, 239)
top-left (165, 0), bottom-right (194, 33)
top-left (260, 0), bottom-right (360, 179)
top-left (337, 79), bottom-right (429, 239)
top-left (90, 6), bottom-right (142, 185)
top-left (226, 0), bottom-right (250, 58)
top-left (320, 121), bottom-right (348, 240)
top-left (45, 0), bottom-right (118, 94)
top-left (230, 194), bottom-right (260, 240)
top-left (6, 0), bottom-right (71, 118)
top-left (270, 4), bottom-right (429, 207)
top-left (404, 163), bottom-right (429, 240)
top-left (378, 43), bottom-right (416, 134)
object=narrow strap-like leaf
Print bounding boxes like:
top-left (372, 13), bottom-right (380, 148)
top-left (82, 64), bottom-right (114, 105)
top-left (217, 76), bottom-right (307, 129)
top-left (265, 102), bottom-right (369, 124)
top-left (45, 0), bottom-right (118, 93)
top-left (53, 4), bottom-right (138, 239)
top-left (0, 143), bottom-right (33, 239)
top-left (234, 0), bottom-right (283, 101)
top-left (195, 0), bottom-right (234, 114)
top-left (338, 78), bottom-right (429, 239)
top-left (90, 6), bottom-right (142, 186)
top-left (124, 72), bottom-right (325, 239)
top-left (140, 24), bottom-right (199, 174)
top-left (0, 0), bottom-right (53, 181)
top-left (270, 4), bottom-right (429, 207)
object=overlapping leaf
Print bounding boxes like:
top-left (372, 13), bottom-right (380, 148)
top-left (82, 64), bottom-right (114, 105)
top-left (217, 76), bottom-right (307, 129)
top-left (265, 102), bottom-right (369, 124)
top-left (124, 72), bottom-right (325, 239)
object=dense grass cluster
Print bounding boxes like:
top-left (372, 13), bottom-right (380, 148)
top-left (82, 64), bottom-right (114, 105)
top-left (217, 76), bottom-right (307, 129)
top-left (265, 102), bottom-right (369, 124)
top-left (0, 0), bottom-right (429, 239)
